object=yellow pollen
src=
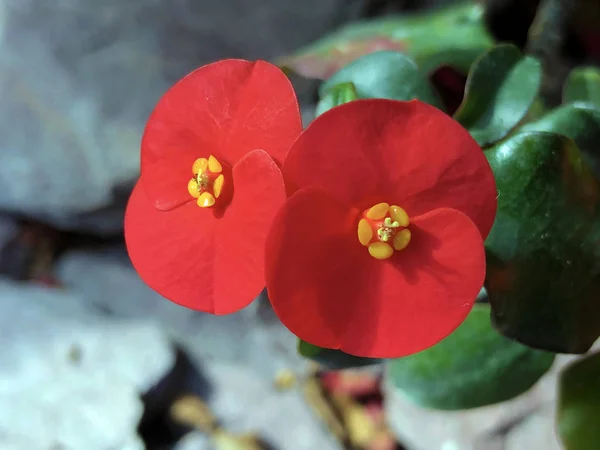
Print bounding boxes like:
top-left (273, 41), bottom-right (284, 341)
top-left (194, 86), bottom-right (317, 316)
top-left (208, 155), bottom-right (223, 173)
top-left (188, 155), bottom-right (226, 208)
top-left (357, 219), bottom-right (372, 246)
top-left (393, 229), bottom-right (411, 251)
top-left (187, 179), bottom-right (200, 198)
top-left (213, 174), bottom-right (224, 199)
top-left (389, 205), bottom-right (410, 227)
top-left (366, 202), bottom-right (389, 220)
top-left (192, 158), bottom-right (208, 175)
top-left (368, 242), bottom-right (394, 260)
top-left (358, 202), bottom-right (411, 260)
top-left (197, 192), bottom-right (215, 208)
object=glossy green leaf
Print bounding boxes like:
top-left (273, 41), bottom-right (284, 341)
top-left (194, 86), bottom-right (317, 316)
top-left (563, 67), bottom-right (600, 108)
top-left (453, 44), bottom-right (542, 147)
top-left (521, 102), bottom-right (600, 178)
top-left (298, 339), bottom-right (382, 371)
top-left (278, 2), bottom-right (493, 80)
top-left (318, 51), bottom-right (441, 108)
top-left (558, 351), bottom-right (600, 450)
top-left (387, 304), bottom-right (555, 410)
top-left (485, 131), bottom-right (600, 353)
top-left (316, 81), bottom-right (358, 117)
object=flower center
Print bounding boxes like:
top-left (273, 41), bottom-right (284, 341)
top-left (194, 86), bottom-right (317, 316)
top-left (357, 202), bottom-right (411, 260)
top-left (187, 155), bottom-right (226, 208)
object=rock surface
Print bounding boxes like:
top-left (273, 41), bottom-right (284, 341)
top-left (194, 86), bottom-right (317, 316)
top-left (206, 361), bottom-right (341, 450)
top-left (504, 407), bottom-right (560, 450)
top-left (174, 432), bottom-right (212, 450)
top-left (0, 0), bottom-right (361, 233)
top-left (0, 214), bottom-right (16, 248)
top-left (0, 279), bottom-right (175, 450)
top-left (56, 247), bottom-right (342, 449)
top-left (57, 248), bottom-right (307, 375)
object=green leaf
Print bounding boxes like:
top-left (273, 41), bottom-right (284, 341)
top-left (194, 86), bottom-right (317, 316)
top-left (297, 339), bottom-right (382, 371)
top-left (558, 351), bottom-right (600, 450)
top-left (316, 81), bottom-right (358, 117)
top-left (318, 51), bottom-right (441, 108)
top-left (453, 44), bottom-right (542, 147)
top-left (563, 67), bottom-right (600, 108)
top-left (521, 102), bottom-right (600, 178)
top-left (298, 340), bottom-right (324, 358)
top-left (387, 304), bottom-right (555, 410)
top-left (484, 131), bottom-right (600, 353)
top-left (278, 2), bottom-right (493, 80)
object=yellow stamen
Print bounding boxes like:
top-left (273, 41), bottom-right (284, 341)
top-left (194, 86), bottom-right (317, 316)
top-left (208, 155), bottom-right (223, 173)
top-left (368, 242), bottom-right (394, 260)
top-left (213, 174), bottom-right (224, 199)
top-left (383, 217), bottom-right (400, 228)
top-left (377, 227), bottom-right (393, 242)
top-left (187, 179), bottom-right (200, 198)
top-left (188, 155), bottom-right (226, 208)
top-left (393, 229), bottom-right (411, 251)
top-left (197, 192), bottom-right (215, 208)
top-left (389, 205), bottom-right (409, 227)
top-left (196, 172), bottom-right (210, 189)
top-left (192, 158), bottom-right (208, 175)
top-left (366, 202), bottom-right (389, 220)
top-left (357, 219), bottom-right (372, 246)
top-left (360, 201), bottom-right (411, 259)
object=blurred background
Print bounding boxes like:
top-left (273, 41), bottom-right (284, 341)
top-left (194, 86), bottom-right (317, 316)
top-left (1, 0), bottom-right (599, 449)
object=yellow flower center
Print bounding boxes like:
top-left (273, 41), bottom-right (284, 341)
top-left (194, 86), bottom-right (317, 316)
top-left (357, 202), bottom-right (411, 260)
top-left (187, 155), bottom-right (226, 208)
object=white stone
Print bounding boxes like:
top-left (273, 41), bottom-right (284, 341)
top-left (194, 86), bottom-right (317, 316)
top-left (206, 362), bottom-right (341, 450)
top-left (505, 407), bottom-right (561, 450)
top-left (0, 279), bottom-right (175, 450)
top-left (57, 249), bottom-right (342, 449)
top-left (57, 249), bottom-right (308, 376)
top-left (174, 432), bottom-right (212, 450)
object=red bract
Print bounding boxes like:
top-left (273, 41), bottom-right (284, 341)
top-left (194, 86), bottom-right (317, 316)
top-left (265, 99), bottom-right (497, 358)
top-left (125, 59), bottom-right (302, 314)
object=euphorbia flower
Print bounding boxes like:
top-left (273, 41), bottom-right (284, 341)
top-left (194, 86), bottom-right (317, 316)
top-left (125, 59), bottom-right (302, 314)
top-left (265, 99), bottom-right (497, 358)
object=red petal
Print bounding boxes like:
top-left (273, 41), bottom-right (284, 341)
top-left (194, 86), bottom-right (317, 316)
top-left (265, 188), bottom-right (372, 346)
top-left (342, 207), bottom-right (485, 357)
top-left (124, 182), bottom-right (219, 311)
top-left (265, 188), bottom-right (484, 358)
top-left (125, 150), bottom-right (286, 315)
top-left (282, 99), bottom-right (497, 238)
top-left (215, 149), bottom-right (287, 312)
top-left (142, 59), bottom-right (301, 211)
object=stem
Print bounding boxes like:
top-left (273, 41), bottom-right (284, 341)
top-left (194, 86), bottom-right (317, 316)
top-left (526, 0), bottom-right (577, 105)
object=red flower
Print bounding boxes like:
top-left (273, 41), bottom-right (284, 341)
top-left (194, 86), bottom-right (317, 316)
top-left (265, 99), bottom-right (497, 358)
top-left (125, 59), bottom-right (302, 314)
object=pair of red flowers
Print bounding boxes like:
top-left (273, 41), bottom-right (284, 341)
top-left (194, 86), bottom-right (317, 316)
top-left (125, 59), bottom-right (497, 358)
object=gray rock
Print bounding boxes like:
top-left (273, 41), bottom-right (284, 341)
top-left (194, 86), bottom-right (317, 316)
top-left (56, 248), bottom-right (308, 376)
top-left (504, 407), bottom-right (561, 450)
top-left (0, 214), bottom-right (16, 249)
top-left (57, 248), bottom-right (342, 449)
top-left (0, 0), bottom-right (362, 233)
top-left (174, 432), bottom-right (212, 450)
top-left (0, 279), bottom-right (175, 450)
top-left (205, 361), bottom-right (341, 450)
